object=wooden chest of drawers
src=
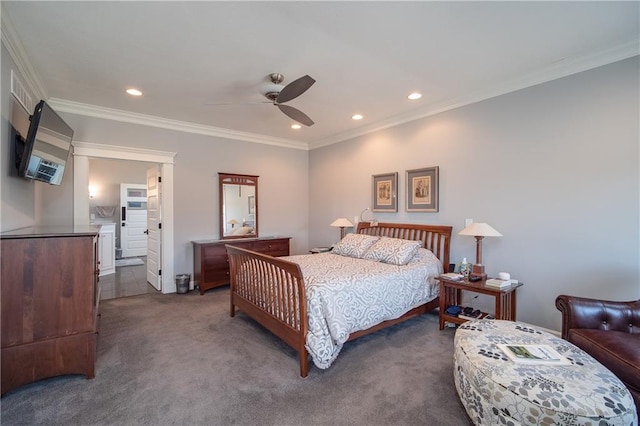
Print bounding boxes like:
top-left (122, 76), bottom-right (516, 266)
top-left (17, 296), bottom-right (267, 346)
top-left (192, 237), bottom-right (291, 295)
top-left (1, 227), bottom-right (100, 395)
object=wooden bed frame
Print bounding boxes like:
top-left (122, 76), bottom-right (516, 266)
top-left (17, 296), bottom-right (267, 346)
top-left (227, 222), bottom-right (452, 377)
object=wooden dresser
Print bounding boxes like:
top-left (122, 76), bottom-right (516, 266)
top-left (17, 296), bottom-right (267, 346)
top-left (1, 226), bottom-right (100, 395)
top-left (192, 237), bottom-right (291, 295)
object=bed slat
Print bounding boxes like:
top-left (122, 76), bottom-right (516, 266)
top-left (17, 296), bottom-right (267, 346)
top-left (227, 245), bottom-right (309, 376)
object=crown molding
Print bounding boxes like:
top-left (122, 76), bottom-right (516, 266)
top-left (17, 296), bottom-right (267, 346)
top-left (1, 9), bottom-right (48, 102)
top-left (50, 98), bottom-right (309, 151)
top-left (309, 40), bottom-right (640, 150)
top-left (72, 141), bottom-right (177, 164)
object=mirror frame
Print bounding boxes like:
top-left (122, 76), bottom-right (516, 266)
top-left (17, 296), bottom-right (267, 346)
top-left (219, 172), bottom-right (259, 240)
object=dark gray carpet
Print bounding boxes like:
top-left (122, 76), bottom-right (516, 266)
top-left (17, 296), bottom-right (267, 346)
top-left (0, 288), bottom-right (471, 425)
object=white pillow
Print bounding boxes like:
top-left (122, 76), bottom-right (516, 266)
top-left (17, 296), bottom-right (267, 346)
top-left (231, 226), bottom-right (253, 235)
top-left (362, 237), bottom-right (422, 265)
top-left (408, 247), bottom-right (442, 269)
top-left (331, 233), bottom-right (380, 258)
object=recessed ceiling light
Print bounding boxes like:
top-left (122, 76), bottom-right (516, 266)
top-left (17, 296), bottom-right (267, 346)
top-left (126, 88), bottom-right (143, 96)
top-left (291, 124), bottom-right (301, 130)
top-left (352, 114), bottom-right (363, 120)
top-left (408, 92), bottom-right (422, 100)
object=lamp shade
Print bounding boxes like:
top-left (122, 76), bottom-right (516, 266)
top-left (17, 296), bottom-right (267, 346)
top-left (458, 222), bottom-right (502, 237)
top-left (330, 218), bottom-right (354, 228)
top-left (228, 219), bottom-right (240, 225)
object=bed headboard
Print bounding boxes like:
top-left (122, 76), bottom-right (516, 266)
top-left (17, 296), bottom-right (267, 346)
top-left (356, 222), bottom-right (452, 269)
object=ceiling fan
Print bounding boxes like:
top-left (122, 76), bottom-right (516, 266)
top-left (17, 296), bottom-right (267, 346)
top-left (260, 73), bottom-right (316, 127)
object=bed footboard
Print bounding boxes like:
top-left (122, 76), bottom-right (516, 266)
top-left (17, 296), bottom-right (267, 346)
top-left (226, 245), bottom-right (309, 377)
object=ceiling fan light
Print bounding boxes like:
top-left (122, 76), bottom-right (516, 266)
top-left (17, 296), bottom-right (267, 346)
top-left (260, 83), bottom-right (284, 99)
top-left (408, 92), bottom-right (422, 100)
top-left (291, 124), bottom-right (301, 130)
top-left (126, 88), bottom-right (143, 96)
top-left (352, 114), bottom-right (363, 120)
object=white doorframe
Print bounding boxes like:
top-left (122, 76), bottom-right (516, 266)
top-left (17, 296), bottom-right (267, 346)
top-left (72, 141), bottom-right (178, 294)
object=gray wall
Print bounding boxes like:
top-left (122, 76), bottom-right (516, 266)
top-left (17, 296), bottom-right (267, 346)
top-left (54, 113), bottom-right (310, 279)
top-left (1, 44), bottom-right (36, 231)
top-left (309, 57), bottom-right (640, 331)
top-left (1, 44), bottom-right (74, 230)
top-left (34, 151), bottom-right (74, 227)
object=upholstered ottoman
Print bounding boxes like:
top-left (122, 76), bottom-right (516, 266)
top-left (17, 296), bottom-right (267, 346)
top-left (454, 320), bottom-right (637, 425)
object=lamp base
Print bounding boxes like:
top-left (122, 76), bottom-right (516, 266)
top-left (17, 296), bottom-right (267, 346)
top-left (470, 264), bottom-right (487, 281)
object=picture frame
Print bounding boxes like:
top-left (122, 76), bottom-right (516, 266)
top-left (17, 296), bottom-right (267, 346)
top-left (406, 166), bottom-right (439, 212)
top-left (372, 172), bottom-right (398, 212)
top-left (248, 195), bottom-right (255, 215)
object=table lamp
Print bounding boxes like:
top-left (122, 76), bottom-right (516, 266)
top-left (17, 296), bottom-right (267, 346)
top-left (458, 222), bottom-right (502, 280)
top-left (330, 217), bottom-right (354, 239)
top-left (228, 219), bottom-right (239, 228)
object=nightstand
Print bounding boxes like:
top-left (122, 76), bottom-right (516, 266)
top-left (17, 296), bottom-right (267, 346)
top-left (437, 276), bottom-right (523, 330)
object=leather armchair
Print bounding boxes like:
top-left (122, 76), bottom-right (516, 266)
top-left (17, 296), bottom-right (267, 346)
top-left (556, 295), bottom-right (640, 416)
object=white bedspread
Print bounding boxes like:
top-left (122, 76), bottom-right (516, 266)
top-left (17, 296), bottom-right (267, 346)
top-left (283, 248), bottom-right (443, 369)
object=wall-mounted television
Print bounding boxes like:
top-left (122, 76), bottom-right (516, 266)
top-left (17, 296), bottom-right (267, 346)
top-left (15, 100), bottom-right (74, 185)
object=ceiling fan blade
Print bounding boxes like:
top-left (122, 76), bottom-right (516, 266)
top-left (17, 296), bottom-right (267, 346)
top-left (204, 101), bottom-right (270, 106)
top-left (276, 75), bottom-right (315, 104)
top-left (277, 104), bottom-right (315, 127)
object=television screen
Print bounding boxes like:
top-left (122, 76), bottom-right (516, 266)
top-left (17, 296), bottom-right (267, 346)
top-left (18, 100), bottom-right (74, 185)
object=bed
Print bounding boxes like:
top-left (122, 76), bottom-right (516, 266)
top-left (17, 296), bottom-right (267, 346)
top-left (227, 222), bottom-right (452, 377)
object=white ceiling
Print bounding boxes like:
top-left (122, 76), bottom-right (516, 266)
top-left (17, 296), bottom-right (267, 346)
top-left (2, 1), bottom-right (639, 149)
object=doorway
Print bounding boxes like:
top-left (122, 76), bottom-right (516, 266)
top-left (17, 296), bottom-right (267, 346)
top-left (72, 141), bottom-right (177, 294)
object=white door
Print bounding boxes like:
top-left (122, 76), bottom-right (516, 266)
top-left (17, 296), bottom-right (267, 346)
top-left (146, 166), bottom-right (162, 291)
top-left (120, 184), bottom-right (148, 258)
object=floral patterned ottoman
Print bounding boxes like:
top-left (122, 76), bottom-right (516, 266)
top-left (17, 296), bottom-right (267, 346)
top-left (454, 320), bottom-right (638, 425)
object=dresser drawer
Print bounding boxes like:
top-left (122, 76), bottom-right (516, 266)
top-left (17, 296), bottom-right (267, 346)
top-left (193, 237), bottom-right (290, 295)
top-left (204, 268), bottom-right (230, 284)
top-left (202, 245), bottom-right (227, 257)
top-left (203, 251), bottom-right (228, 267)
top-left (251, 240), bottom-right (290, 256)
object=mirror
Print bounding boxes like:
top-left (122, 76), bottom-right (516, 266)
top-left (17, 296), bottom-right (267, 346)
top-left (219, 172), bottom-right (259, 239)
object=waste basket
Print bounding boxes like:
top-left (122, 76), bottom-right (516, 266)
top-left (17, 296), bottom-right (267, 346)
top-left (115, 248), bottom-right (123, 259)
top-left (175, 274), bottom-right (190, 294)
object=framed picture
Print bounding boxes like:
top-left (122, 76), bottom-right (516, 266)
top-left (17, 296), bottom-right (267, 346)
top-left (248, 195), bottom-right (255, 215)
top-left (372, 172), bottom-right (398, 212)
top-left (406, 166), bottom-right (439, 212)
